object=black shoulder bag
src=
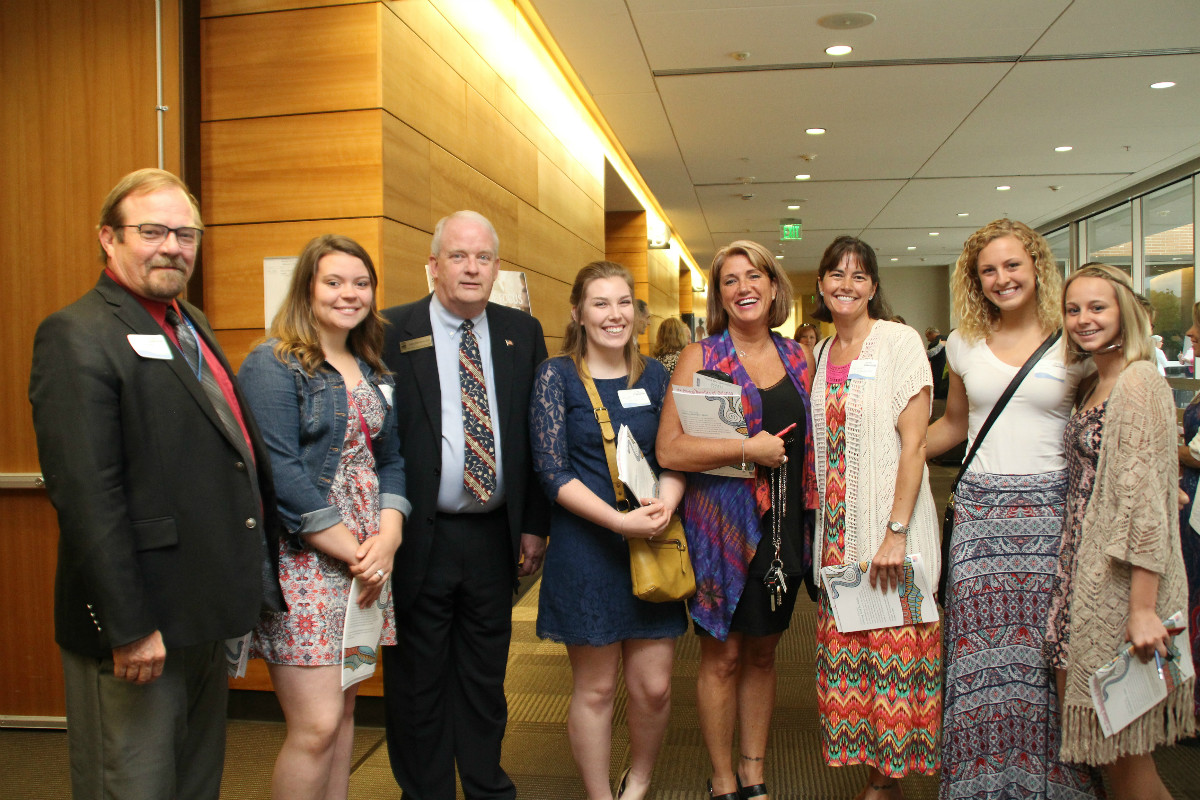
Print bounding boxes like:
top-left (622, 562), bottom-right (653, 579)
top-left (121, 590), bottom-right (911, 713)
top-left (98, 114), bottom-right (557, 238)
top-left (937, 330), bottom-right (1061, 607)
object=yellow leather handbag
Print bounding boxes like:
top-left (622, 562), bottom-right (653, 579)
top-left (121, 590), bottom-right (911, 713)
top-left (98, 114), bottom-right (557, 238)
top-left (579, 363), bottom-right (696, 603)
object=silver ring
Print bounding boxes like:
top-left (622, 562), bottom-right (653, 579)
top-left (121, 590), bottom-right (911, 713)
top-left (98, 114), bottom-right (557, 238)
top-left (376, 569), bottom-right (386, 579)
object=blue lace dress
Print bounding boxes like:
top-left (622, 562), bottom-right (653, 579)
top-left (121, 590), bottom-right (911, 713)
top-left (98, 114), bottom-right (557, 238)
top-left (530, 356), bottom-right (688, 645)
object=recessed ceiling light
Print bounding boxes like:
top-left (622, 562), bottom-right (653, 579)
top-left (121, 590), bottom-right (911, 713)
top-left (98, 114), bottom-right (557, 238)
top-left (787, 204), bottom-right (801, 210)
top-left (805, 128), bottom-right (826, 135)
top-left (1151, 81), bottom-right (1176, 89)
top-left (795, 174), bottom-right (811, 181)
top-left (907, 246), bottom-right (916, 251)
top-left (891, 257), bottom-right (899, 261)
top-left (825, 45), bottom-right (852, 56)
top-left (774, 254), bottom-right (783, 259)
top-left (929, 232), bottom-right (940, 237)
top-left (957, 212), bottom-right (969, 217)
top-left (1055, 145), bottom-right (1073, 152)
top-left (996, 185), bottom-right (1011, 191)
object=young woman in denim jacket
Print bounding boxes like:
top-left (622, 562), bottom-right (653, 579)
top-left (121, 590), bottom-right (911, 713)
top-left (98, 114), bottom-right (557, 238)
top-left (238, 235), bottom-right (409, 800)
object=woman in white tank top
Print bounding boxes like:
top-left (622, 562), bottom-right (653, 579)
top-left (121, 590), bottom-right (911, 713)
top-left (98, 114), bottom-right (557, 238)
top-left (926, 219), bottom-right (1102, 800)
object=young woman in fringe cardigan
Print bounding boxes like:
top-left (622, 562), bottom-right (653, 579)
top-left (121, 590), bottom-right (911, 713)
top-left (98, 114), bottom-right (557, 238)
top-left (1045, 263), bottom-right (1195, 798)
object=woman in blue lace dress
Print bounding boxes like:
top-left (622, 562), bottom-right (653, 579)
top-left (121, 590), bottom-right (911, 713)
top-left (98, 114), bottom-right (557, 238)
top-left (531, 261), bottom-right (687, 800)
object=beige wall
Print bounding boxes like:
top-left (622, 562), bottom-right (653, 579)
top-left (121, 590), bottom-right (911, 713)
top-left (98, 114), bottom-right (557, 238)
top-left (879, 264), bottom-right (952, 336)
top-left (790, 265), bottom-right (952, 340)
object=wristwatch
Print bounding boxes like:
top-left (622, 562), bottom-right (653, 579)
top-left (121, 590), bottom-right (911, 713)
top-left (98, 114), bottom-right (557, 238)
top-left (886, 521), bottom-right (909, 536)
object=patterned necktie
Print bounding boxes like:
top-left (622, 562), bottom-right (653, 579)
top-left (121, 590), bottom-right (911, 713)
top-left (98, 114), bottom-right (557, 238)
top-left (165, 305), bottom-right (246, 452)
top-left (459, 320), bottom-right (497, 502)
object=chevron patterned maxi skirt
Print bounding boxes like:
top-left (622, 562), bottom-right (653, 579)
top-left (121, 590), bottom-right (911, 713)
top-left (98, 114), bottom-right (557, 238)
top-left (814, 385), bottom-right (941, 777)
top-left (938, 470), bottom-right (1102, 800)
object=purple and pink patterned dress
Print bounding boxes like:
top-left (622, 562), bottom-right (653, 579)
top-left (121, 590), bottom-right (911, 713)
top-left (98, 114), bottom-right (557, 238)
top-left (252, 382), bottom-right (397, 665)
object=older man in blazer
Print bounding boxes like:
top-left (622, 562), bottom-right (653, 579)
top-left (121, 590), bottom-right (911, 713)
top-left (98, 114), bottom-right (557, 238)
top-left (381, 211), bottom-right (550, 800)
top-left (29, 169), bottom-right (283, 800)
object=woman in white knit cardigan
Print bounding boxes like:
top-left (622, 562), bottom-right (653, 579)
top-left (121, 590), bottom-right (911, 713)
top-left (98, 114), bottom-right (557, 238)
top-left (808, 236), bottom-right (940, 800)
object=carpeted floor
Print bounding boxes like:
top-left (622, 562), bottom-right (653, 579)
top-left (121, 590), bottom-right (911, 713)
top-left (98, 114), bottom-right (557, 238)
top-left (5, 467), bottom-right (1200, 798)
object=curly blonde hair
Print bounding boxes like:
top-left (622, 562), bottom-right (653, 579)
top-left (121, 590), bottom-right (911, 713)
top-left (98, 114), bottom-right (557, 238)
top-left (952, 219), bottom-right (1062, 342)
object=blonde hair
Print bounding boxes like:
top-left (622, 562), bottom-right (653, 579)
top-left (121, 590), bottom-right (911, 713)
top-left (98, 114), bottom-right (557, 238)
top-left (559, 261), bottom-right (645, 388)
top-left (269, 235), bottom-right (388, 375)
top-left (706, 240), bottom-right (793, 334)
top-left (952, 219), bottom-right (1061, 342)
top-left (653, 317), bottom-right (690, 357)
top-left (1062, 263), bottom-right (1153, 367)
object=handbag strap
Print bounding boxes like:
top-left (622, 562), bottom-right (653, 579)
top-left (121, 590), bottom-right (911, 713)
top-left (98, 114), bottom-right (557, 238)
top-left (950, 329), bottom-right (1061, 492)
top-left (578, 360), bottom-right (630, 511)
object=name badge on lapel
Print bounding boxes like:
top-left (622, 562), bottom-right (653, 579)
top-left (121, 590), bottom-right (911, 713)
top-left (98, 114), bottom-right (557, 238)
top-left (398, 335), bottom-right (433, 353)
top-left (127, 334), bottom-right (174, 360)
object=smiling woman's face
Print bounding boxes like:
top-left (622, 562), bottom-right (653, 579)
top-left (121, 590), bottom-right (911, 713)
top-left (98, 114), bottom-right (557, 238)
top-left (818, 253), bottom-right (875, 323)
top-left (719, 253), bottom-right (776, 329)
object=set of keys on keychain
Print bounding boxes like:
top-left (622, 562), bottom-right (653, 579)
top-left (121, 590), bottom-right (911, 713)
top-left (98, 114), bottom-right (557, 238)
top-left (762, 421), bottom-right (795, 612)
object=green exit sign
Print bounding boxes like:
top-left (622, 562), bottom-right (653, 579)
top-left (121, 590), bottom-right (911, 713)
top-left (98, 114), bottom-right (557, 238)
top-left (780, 218), bottom-right (802, 241)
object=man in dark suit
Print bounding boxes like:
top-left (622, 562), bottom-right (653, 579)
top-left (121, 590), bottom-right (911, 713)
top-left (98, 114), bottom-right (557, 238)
top-left (28, 168), bottom-right (283, 800)
top-left (381, 211), bottom-right (551, 800)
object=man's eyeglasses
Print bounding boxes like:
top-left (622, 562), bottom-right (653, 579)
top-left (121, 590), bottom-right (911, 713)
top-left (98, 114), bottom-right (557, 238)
top-left (118, 224), bottom-right (203, 248)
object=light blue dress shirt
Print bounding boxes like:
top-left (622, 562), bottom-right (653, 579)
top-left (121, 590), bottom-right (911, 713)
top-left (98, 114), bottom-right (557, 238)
top-left (430, 294), bottom-right (506, 513)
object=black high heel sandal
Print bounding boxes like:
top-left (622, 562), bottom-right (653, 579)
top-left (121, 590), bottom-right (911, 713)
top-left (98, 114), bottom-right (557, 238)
top-left (736, 773), bottom-right (769, 799)
top-left (708, 779), bottom-right (740, 800)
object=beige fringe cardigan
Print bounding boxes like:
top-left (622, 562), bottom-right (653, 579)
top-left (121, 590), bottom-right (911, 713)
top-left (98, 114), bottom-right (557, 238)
top-left (1059, 359), bottom-right (1195, 764)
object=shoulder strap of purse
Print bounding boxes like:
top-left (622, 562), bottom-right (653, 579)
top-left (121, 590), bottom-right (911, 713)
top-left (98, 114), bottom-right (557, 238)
top-left (578, 360), bottom-right (630, 510)
top-left (951, 329), bottom-right (1062, 491)
top-left (815, 337), bottom-right (831, 372)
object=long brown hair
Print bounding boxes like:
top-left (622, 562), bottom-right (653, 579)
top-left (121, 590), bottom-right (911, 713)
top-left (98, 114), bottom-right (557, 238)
top-left (559, 261), bottom-right (645, 388)
top-left (269, 234), bottom-right (388, 375)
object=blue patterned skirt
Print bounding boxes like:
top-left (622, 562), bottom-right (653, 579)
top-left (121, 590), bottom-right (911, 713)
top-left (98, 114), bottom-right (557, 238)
top-left (940, 470), bottom-right (1103, 800)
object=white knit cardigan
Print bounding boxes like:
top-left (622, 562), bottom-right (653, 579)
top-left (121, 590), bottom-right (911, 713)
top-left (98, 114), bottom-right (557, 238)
top-left (810, 320), bottom-right (939, 590)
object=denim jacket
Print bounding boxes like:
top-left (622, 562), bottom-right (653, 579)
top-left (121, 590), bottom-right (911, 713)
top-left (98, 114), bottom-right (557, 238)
top-left (238, 340), bottom-right (411, 548)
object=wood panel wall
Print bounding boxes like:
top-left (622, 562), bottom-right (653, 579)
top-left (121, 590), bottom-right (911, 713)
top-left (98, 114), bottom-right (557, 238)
top-left (0, 0), bottom-right (183, 718)
top-left (201, 0), bottom-right (686, 691)
top-left (198, 0), bottom-right (631, 370)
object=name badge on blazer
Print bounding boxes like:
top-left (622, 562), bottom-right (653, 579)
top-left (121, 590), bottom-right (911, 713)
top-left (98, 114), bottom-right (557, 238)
top-left (128, 334), bottom-right (174, 360)
top-left (398, 335), bottom-right (433, 353)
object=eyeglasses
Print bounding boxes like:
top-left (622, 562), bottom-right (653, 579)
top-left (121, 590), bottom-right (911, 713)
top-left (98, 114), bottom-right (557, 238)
top-left (118, 223), bottom-right (203, 248)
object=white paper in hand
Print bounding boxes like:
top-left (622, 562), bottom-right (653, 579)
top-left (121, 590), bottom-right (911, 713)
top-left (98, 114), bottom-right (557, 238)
top-left (616, 425), bottom-right (659, 503)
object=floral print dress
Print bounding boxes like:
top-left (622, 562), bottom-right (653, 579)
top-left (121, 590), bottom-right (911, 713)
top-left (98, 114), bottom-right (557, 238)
top-left (252, 381), bottom-right (397, 665)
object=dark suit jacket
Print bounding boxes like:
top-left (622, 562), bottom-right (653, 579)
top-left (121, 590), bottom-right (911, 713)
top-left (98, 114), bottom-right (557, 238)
top-left (382, 296), bottom-right (551, 609)
top-left (29, 273), bottom-right (282, 659)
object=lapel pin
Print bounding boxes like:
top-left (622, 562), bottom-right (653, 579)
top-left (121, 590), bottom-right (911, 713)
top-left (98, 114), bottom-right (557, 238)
top-left (505, 339), bottom-right (514, 347)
